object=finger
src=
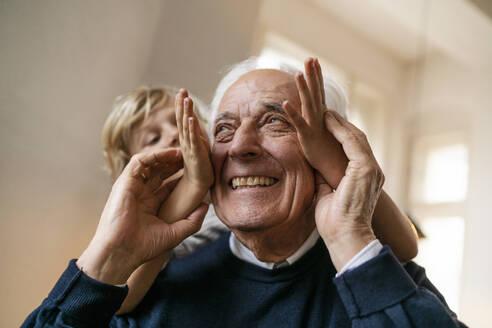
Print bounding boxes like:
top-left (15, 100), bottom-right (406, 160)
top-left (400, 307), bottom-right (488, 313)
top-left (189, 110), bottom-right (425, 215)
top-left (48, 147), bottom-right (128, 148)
top-left (183, 97), bottom-right (194, 146)
top-left (153, 177), bottom-right (179, 204)
top-left (324, 111), bottom-right (371, 161)
top-left (138, 148), bottom-right (182, 167)
top-left (159, 203), bottom-right (208, 249)
top-left (329, 110), bottom-right (370, 146)
top-left (328, 109), bottom-right (358, 131)
top-left (175, 90), bottom-right (185, 145)
top-left (304, 57), bottom-right (323, 112)
top-left (189, 117), bottom-right (199, 152)
top-left (130, 149), bottom-right (183, 184)
top-left (188, 98), bottom-right (198, 146)
top-left (295, 72), bottom-right (315, 124)
top-left (147, 158), bottom-right (182, 192)
top-left (314, 58), bottom-right (326, 107)
top-left (125, 150), bottom-right (171, 182)
top-left (323, 110), bottom-right (356, 145)
top-left (282, 100), bottom-right (308, 133)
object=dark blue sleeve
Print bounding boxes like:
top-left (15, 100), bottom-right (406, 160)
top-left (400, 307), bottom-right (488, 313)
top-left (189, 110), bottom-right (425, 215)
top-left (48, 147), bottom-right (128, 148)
top-left (333, 247), bottom-right (468, 327)
top-left (22, 260), bottom-right (128, 328)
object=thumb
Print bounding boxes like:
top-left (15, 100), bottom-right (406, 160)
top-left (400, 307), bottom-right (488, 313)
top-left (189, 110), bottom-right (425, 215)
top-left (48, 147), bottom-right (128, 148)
top-left (158, 203), bottom-right (209, 250)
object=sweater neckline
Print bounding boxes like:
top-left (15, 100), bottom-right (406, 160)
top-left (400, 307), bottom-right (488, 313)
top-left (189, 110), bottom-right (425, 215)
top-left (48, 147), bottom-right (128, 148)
top-left (229, 229), bottom-right (321, 270)
top-left (218, 232), bottom-right (335, 283)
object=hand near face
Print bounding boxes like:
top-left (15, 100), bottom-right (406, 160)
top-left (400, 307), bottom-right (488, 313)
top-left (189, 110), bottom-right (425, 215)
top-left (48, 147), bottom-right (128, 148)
top-left (175, 89), bottom-right (214, 191)
top-left (282, 58), bottom-right (347, 189)
top-left (314, 110), bottom-right (383, 270)
top-left (76, 149), bottom-right (208, 285)
top-left (284, 58), bottom-right (382, 270)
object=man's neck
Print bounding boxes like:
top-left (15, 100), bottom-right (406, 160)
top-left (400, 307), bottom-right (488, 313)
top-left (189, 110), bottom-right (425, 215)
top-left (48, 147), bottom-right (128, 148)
top-left (230, 216), bottom-right (316, 263)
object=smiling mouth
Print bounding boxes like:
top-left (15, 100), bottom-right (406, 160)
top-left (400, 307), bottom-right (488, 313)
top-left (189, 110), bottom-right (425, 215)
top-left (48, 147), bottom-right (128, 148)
top-left (230, 176), bottom-right (279, 190)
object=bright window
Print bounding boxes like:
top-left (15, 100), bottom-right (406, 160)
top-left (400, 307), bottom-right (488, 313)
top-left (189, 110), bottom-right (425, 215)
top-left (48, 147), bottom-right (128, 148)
top-left (409, 131), bottom-right (468, 314)
top-left (422, 143), bottom-right (468, 203)
top-left (415, 216), bottom-right (465, 312)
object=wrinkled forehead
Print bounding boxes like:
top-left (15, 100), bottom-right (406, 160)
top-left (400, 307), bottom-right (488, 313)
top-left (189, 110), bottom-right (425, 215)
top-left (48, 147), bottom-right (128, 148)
top-left (217, 69), bottom-right (299, 114)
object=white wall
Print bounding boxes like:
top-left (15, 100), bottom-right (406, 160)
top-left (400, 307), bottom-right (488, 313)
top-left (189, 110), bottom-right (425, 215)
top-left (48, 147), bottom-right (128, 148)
top-left (0, 1), bottom-right (260, 326)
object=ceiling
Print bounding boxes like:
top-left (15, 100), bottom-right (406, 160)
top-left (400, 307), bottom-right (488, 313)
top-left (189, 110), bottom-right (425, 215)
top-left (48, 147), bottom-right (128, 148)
top-left (309, 0), bottom-right (492, 69)
top-left (469, 0), bottom-right (492, 20)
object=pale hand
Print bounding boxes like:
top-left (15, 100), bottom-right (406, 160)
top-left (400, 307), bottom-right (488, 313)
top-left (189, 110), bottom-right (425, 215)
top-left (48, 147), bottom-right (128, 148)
top-left (175, 89), bottom-right (214, 190)
top-left (284, 57), bottom-right (382, 271)
top-left (282, 58), bottom-right (347, 189)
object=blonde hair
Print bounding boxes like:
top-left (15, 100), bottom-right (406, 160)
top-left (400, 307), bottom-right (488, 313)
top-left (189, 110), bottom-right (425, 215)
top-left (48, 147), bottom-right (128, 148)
top-left (102, 86), bottom-right (208, 180)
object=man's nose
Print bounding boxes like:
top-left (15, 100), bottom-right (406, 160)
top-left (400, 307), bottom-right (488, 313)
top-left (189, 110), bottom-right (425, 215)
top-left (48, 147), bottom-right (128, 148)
top-left (229, 124), bottom-right (262, 160)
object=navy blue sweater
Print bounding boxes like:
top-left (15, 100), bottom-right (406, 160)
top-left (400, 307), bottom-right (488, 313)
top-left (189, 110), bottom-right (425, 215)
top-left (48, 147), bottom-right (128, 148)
top-left (23, 234), bottom-right (466, 327)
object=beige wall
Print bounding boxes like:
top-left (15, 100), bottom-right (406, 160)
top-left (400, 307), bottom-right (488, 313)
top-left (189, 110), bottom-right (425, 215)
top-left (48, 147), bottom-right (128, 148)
top-left (0, 1), bottom-right (260, 326)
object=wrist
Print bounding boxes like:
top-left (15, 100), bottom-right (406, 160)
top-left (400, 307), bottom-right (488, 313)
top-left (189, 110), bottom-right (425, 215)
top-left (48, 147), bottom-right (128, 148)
top-left (76, 239), bottom-right (136, 285)
top-left (321, 226), bottom-right (376, 272)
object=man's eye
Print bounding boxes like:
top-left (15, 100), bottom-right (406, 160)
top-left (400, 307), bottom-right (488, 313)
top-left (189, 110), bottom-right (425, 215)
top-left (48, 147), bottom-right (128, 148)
top-left (215, 125), bottom-right (230, 134)
top-left (267, 116), bottom-right (286, 124)
top-left (214, 124), bottom-right (235, 142)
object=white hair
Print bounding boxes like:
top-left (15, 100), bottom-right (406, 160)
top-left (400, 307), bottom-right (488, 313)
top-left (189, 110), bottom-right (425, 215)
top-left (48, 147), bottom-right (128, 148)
top-left (209, 56), bottom-right (348, 136)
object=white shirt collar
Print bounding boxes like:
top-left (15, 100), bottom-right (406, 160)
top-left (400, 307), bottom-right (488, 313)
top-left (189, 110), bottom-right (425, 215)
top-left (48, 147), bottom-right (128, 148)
top-left (229, 229), bottom-right (320, 270)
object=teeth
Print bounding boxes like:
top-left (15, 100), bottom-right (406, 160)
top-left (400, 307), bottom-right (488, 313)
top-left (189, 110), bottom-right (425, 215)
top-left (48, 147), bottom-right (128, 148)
top-left (231, 176), bottom-right (277, 189)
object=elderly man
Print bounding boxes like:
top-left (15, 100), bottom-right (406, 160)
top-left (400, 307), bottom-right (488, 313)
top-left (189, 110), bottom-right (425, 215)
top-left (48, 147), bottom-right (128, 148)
top-left (24, 58), bottom-right (465, 327)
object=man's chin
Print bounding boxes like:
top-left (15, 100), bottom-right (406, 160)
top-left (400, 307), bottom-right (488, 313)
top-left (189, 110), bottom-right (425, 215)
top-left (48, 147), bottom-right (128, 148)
top-left (216, 207), bottom-right (279, 232)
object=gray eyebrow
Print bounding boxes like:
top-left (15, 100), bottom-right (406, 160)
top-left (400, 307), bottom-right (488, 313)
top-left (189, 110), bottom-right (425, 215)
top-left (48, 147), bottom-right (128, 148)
top-left (214, 111), bottom-right (239, 125)
top-left (263, 102), bottom-right (286, 115)
top-left (213, 102), bottom-right (287, 126)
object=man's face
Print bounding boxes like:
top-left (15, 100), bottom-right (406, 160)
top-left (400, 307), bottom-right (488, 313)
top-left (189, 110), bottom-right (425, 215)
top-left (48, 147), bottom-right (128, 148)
top-left (128, 97), bottom-right (179, 155)
top-left (211, 69), bottom-right (315, 231)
